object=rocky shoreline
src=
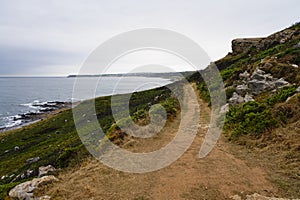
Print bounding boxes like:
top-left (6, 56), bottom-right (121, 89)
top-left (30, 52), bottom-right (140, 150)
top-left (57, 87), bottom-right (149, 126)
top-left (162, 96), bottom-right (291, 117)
top-left (0, 101), bottom-right (72, 133)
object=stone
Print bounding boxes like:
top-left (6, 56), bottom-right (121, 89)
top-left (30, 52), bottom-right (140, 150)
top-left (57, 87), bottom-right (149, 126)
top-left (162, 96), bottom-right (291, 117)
top-left (9, 175), bottom-right (58, 200)
top-left (244, 93), bottom-right (255, 102)
top-left (296, 86), bottom-right (300, 93)
top-left (231, 38), bottom-right (262, 55)
top-left (251, 68), bottom-right (266, 81)
top-left (38, 165), bottom-right (56, 177)
top-left (239, 71), bottom-right (250, 79)
top-left (273, 78), bottom-right (289, 88)
top-left (26, 157), bottom-right (40, 164)
top-left (229, 92), bottom-right (244, 104)
top-left (236, 84), bottom-right (249, 95)
top-left (220, 103), bottom-right (230, 114)
top-left (291, 64), bottom-right (298, 68)
top-left (248, 80), bottom-right (270, 95)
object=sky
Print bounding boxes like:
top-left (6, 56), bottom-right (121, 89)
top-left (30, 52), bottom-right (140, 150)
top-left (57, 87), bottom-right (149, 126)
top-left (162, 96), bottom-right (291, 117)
top-left (0, 0), bottom-right (299, 76)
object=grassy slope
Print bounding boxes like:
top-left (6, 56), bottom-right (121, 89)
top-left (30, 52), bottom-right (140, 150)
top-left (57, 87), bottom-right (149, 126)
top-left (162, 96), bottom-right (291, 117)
top-left (0, 83), bottom-right (182, 199)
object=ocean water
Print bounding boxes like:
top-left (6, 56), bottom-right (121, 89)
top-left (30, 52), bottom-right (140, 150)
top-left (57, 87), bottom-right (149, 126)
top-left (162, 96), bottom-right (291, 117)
top-left (0, 77), bottom-right (172, 129)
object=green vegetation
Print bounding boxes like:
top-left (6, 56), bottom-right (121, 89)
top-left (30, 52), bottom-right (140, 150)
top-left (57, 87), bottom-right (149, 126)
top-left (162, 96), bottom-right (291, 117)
top-left (266, 85), bottom-right (297, 105)
top-left (0, 83), bottom-right (181, 198)
top-left (225, 101), bottom-right (277, 139)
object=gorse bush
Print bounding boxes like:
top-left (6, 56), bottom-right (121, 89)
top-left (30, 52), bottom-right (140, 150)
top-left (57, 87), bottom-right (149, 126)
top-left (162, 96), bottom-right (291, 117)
top-left (225, 101), bottom-right (277, 139)
top-left (266, 85), bottom-right (297, 105)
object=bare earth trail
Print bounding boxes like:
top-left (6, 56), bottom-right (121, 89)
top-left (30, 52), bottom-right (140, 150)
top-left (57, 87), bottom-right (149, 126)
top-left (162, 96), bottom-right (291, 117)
top-left (38, 85), bottom-right (278, 200)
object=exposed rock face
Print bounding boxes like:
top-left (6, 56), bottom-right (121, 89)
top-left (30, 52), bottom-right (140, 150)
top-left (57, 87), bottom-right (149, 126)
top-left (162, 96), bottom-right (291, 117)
top-left (228, 67), bottom-right (290, 105)
top-left (38, 165), bottom-right (56, 177)
top-left (231, 29), bottom-right (297, 55)
top-left (232, 38), bottom-right (262, 55)
top-left (9, 175), bottom-right (58, 200)
top-left (230, 193), bottom-right (300, 200)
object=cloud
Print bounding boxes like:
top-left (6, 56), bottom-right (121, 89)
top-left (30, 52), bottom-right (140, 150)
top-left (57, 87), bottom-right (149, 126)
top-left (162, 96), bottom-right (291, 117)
top-left (0, 0), bottom-right (299, 75)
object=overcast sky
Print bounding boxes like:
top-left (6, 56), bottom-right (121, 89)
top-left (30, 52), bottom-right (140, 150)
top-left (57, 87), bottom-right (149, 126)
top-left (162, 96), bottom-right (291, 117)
top-left (0, 0), bottom-right (299, 76)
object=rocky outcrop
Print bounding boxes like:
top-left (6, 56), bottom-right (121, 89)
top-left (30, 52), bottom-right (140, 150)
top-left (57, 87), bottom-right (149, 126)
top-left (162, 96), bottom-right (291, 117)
top-left (9, 175), bottom-right (58, 200)
top-left (230, 193), bottom-right (300, 200)
top-left (38, 165), bottom-right (56, 177)
top-left (228, 67), bottom-right (290, 105)
top-left (231, 28), bottom-right (298, 55)
top-left (232, 38), bottom-right (262, 55)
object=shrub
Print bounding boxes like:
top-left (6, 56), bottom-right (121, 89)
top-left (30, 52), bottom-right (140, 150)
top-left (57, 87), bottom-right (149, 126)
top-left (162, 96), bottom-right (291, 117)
top-left (266, 86), bottom-right (297, 105)
top-left (225, 101), bottom-right (277, 139)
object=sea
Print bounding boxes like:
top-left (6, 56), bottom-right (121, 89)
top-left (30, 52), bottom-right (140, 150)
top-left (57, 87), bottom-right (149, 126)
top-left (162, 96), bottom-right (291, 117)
top-left (0, 76), bottom-right (172, 130)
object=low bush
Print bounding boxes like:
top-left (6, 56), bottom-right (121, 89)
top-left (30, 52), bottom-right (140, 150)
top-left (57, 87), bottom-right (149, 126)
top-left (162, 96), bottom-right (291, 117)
top-left (225, 101), bottom-right (277, 139)
top-left (266, 86), bottom-right (297, 105)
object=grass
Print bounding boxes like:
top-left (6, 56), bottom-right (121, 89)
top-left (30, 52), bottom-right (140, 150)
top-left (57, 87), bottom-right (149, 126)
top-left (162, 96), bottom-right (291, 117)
top-left (0, 83), bottom-right (181, 199)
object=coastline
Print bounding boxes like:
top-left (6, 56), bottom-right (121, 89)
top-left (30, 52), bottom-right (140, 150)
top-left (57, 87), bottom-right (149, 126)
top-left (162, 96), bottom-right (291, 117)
top-left (0, 101), bottom-right (73, 133)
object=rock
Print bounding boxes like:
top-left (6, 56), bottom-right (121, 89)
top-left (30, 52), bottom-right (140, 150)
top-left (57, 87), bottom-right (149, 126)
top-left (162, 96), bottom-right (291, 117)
top-left (248, 80), bottom-right (270, 95)
top-left (9, 175), bottom-right (58, 200)
top-left (220, 103), bottom-right (230, 114)
top-left (1, 175), bottom-right (8, 180)
top-left (236, 84), bottom-right (249, 95)
top-left (239, 71), bottom-right (250, 79)
top-left (296, 86), bottom-right (300, 93)
top-left (26, 157), bottom-right (40, 164)
top-left (273, 78), bottom-right (290, 88)
top-left (229, 92), bottom-right (244, 104)
top-left (263, 62), bottom-right (273, 68)
top-left (232, 38), bottom-right (262, 55)
top-left (291, 64), bottom-right (298, 68)
top-left (38, 165), bottom-right (56, 177)
top-left (244, 93), bottom-right (255, 102)
top-left (251, 68), bottom-right (266, 81)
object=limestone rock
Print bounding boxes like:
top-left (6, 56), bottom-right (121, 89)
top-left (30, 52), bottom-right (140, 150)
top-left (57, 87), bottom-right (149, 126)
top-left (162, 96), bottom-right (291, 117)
top-left (248, 80), bottom-right (270, 95)
top-left (239, 71), bottom-right (250, 79)
top-left (244, 93), bottom-right (254, 102)
top-left (250, 68), bottom-right (266, 81)
top-left (9, 175), bottom-right (58, 200)
top-left (236, 84), bottom-right (249, 95)
top-left (220, 103), bottom-right (230, 114)
top-left (26, 157), bottom-right (40, 164)
top-left (38, 165), bottom-right (56, 177)
top-left (229, 92), bottom-right (244, 104)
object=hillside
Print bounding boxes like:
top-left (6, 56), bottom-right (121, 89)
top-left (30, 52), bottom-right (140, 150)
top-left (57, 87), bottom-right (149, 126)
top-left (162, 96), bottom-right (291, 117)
top-left (0, 23), bottom-right (299, 200)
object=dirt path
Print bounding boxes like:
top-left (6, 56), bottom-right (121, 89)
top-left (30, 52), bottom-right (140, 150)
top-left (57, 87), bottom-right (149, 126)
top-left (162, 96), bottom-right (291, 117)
top-left (38, 85), bottom-right (277, 200)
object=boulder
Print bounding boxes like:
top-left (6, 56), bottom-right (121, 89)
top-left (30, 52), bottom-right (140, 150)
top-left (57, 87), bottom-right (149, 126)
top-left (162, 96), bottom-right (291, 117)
top-left (26, 157), bottom-right (40, 164)
top-left (9, 175), bottom-right (58, 200)
top-left (229, 92), bottom-right (244, 104)
top-left (244, 93), bottom-right (255, 102)
top-left (273, 78), bottom-right (290, 88)
top-left (251, 68), bottom-right (266, 81)
top-left (236, 84), bottom-right (249, 95)
top-left (247, 80), bottom-right (270, 95)
top-left (38, 165), bottom-right (56, 177)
